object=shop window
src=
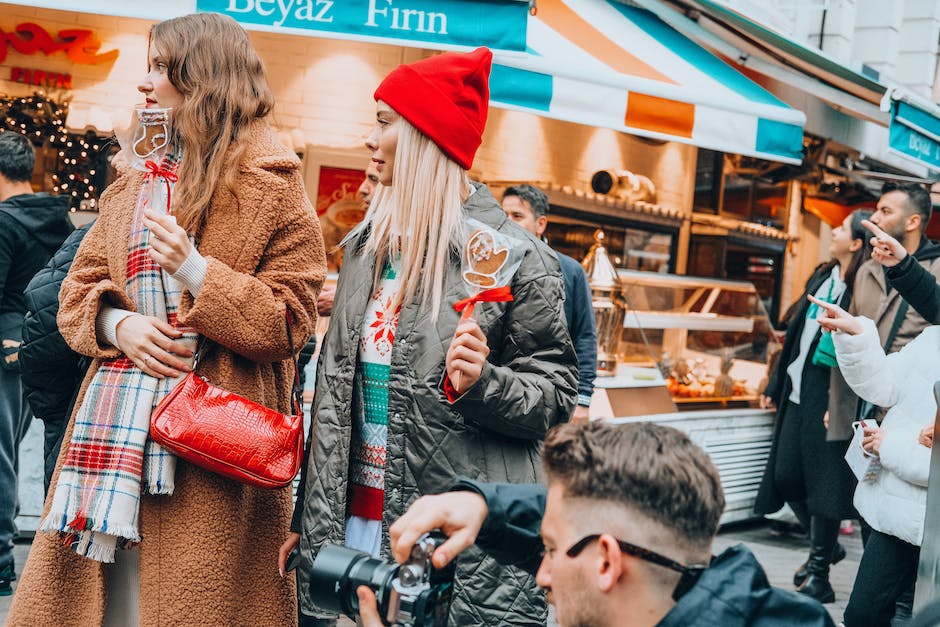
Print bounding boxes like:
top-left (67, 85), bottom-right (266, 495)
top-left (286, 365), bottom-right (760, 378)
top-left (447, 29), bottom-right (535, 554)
top-left (1, 93), bottom-right (116, 211)
top-left (543, 205), bottom-right (677, 273)
top-left (49, 131), bottom-right (118, 211)
top-left (720, 154), bottom-right (790, 229)
top-left (688, 233), bottom-right (784, 326)
top-left (693, 149), bottom-right (722, 214)
top-left (694, 149), bottom-right (793, 229)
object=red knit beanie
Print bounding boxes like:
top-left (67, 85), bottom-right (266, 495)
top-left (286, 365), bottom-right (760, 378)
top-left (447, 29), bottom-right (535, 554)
top-left (374, 47), bottom-right (492, 170)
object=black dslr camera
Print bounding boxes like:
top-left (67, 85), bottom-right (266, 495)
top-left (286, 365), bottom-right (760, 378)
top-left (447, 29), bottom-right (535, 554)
top-left (309, 531), bottom-right (456, 627)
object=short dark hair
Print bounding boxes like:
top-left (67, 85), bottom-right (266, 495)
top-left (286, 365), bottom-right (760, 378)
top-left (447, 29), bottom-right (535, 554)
top-left (543, 421), bottom-right (725, 549)
top-left (502, 184), bottom-right (549, 219)
top-left (881, 181), bottom-right (932, 232)
top-left (0, 131), bottom-right (36, 183)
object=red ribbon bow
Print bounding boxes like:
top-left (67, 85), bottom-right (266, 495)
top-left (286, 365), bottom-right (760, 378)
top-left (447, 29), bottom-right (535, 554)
top-left (453, 285), bottom-right (514, 319)
top-left (144, 160), bottom-right (179, 213)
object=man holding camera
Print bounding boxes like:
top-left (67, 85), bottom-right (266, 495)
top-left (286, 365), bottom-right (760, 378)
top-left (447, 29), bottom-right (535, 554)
top-left (353, 421), bottom-right (833, 626)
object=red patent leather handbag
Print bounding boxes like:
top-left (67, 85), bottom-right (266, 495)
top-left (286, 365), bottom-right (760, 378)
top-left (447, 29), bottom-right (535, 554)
top-left (150, 313), bottom-right (304, 489)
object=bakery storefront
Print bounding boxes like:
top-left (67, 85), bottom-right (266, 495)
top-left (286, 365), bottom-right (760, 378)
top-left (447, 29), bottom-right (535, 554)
top-left (4, 0), bottom-right (812, 524)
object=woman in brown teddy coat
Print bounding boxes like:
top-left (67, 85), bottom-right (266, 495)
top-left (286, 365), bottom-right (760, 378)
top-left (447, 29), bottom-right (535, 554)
top-left (7, 13), bottom-right (325, 626)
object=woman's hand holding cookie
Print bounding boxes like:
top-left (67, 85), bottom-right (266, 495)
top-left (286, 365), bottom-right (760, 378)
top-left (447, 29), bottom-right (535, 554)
top-left (446, 319), bottom-right (490, 394)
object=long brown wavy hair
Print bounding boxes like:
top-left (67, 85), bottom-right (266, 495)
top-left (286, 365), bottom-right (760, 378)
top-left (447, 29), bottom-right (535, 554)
top-left (149, 13), bottom-right (274, 232)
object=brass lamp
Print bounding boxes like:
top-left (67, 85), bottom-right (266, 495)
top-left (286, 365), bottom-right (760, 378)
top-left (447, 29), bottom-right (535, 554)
top-left (581, 229), bottom-right (625, 376)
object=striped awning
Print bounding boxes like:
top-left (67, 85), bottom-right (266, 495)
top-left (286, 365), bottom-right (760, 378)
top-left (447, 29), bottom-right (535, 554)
top-left (490, 0), bottom-right (807, 164)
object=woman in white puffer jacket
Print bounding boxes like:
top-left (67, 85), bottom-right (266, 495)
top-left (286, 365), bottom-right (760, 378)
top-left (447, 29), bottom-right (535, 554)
top-left (812, 294), bottom-right (937, 627)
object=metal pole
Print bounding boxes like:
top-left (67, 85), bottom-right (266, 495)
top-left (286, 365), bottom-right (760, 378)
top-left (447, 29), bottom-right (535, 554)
top-left (914, 381), bottom-right (940, 611)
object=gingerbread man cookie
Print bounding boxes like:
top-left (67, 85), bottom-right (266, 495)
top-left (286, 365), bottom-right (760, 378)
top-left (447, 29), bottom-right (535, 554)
top-left (463, 229), bottom-right (509, 288)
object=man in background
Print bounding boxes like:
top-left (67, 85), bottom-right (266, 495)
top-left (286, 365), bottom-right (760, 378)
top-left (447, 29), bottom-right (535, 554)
top-left (502, 184), bottom-right (596, 422)
top-left (0, 131), bottom-right (73, 595)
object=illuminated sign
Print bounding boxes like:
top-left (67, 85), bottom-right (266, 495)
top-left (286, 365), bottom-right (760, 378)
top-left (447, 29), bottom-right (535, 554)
top-left (0, 22), bottom-right (118, 65)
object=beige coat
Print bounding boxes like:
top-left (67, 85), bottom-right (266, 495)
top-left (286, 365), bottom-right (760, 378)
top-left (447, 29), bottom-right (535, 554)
top-left (8, 122), bottom-right (325, 627)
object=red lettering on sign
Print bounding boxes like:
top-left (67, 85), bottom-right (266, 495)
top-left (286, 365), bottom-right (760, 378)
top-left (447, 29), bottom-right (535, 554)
top-left (10, 66), bottom-right (73, 90)
top-left (0, 22), bottom-right (118, 65)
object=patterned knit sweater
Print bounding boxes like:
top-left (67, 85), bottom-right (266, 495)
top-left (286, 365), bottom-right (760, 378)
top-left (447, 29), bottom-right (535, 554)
top-left (348, 262), bottom-right (401, 520)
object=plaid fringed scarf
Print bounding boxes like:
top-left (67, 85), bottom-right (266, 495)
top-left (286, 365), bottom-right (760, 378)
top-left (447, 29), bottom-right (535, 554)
top-left (41, 152), bottom-right (197, 562)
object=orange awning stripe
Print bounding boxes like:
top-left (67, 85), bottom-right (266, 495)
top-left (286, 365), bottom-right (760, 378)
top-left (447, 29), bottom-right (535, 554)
top-left (538, 0), bottom-right (676, 84)
top-left (625, 93), bottom-right (695, 138)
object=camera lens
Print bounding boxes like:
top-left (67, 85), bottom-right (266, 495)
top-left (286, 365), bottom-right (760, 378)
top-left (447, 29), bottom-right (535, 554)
top-left (309, 545), bottom-right (398, 618)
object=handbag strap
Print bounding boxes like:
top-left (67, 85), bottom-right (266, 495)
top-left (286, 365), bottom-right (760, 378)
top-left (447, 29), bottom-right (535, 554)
top-left (882, 299), bottom-right (910, 353)
top-left (192, 310), bottom-right (305, 416)
top-left (283, 311), bottom-right (304, 416)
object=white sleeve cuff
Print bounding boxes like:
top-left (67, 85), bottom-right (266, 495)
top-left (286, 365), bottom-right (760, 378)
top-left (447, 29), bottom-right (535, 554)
top-left (96, 307), bottom-right (136, 348)
top-left (832, 316), bottom-right (878, 360)
top-left (172, 247), bottom-right (208, 297)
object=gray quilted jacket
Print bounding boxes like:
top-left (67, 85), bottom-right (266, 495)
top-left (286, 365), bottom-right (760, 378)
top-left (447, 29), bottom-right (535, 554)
top-left (296, 184), bottom-right (578, 624)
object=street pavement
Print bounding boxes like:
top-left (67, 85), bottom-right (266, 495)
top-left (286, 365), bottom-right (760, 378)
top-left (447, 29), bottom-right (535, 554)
top-left (2, 520), bottom-right (859, 625)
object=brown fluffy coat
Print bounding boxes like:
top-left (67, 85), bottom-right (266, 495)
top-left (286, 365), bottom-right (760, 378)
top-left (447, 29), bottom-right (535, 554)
top-left (7, 122), bottom-right (325, 626)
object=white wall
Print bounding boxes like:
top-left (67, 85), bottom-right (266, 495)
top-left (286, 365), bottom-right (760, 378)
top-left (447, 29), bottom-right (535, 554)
top-left (717, 0), bottom-right (940, 98)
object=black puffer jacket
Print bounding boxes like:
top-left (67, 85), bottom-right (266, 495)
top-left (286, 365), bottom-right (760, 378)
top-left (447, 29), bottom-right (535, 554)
top-left (21, 223), bottom-right (92, 423)
top-left (885, 242), bottom-right (940, 325)
top-left (0, 193), bottom-right (73, 343)
top-left (21, 223), bottom-right (92, 491)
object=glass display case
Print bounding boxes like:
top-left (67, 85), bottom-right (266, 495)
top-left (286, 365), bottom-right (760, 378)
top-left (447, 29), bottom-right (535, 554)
top-left (593, 270), bottom-right (781, 524)
top-left (608, 270), bottom-right (780, 410)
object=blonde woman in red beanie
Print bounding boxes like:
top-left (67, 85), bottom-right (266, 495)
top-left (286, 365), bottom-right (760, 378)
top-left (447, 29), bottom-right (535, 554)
top-left (283, 47), bottom-right (579, 626)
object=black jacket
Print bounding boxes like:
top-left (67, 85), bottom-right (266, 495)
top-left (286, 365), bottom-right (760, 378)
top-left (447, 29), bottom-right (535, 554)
top-left (754, 264), bottom-right (856, 518)
top-left (885, 240), bottom-right (940, 325)
top-left (760, 263), bottom-right (845, 411)
top-left (457, 479), bottom-right (834, 627)
top-left (21, 223), bottom-right (92, 424)
top-left (0, 193), bottom-right (73, 338)
top-left (557, 252), bottom-right (596, 407)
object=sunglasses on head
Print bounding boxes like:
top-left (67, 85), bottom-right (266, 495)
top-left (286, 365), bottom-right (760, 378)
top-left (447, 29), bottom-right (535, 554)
top-left (565, 534), bottom-right (710, 601)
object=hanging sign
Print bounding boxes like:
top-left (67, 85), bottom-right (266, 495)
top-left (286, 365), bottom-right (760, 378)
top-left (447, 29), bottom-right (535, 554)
top-left (0, 22), bottom-right (119, 65)
top-left (196, 0), bottom-right (529, 52)
top-left (889, 100), bottom-right (940, 171)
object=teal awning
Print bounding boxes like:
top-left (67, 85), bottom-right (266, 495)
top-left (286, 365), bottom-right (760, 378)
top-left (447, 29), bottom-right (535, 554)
top-left (489, 0), bottom-right (805, 164)
top-left (888, 95), bottom-right (940, 171)
top-left (195, 0), bottom-right (530, 52)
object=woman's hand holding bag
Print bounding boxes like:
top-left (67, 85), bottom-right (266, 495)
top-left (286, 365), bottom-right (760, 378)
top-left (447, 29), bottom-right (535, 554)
top-left (149, 312), bottom-right (305, 488)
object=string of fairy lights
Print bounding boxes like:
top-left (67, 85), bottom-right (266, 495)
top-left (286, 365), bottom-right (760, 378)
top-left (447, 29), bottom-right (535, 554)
top-left (0, 92), bottom-right (113, 210)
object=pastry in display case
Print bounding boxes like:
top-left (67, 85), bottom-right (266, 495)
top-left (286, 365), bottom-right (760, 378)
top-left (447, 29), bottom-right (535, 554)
top-left (611, 270), bottom-right (779, 410)
top-left (592, 270), bottom-right (780, 417)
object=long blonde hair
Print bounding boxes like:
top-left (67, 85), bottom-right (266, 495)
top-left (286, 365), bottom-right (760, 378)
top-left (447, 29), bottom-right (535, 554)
top-left (352, 119), bottom-right (470, 319)
top-left (149, 13), bottom-right (274, 233)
